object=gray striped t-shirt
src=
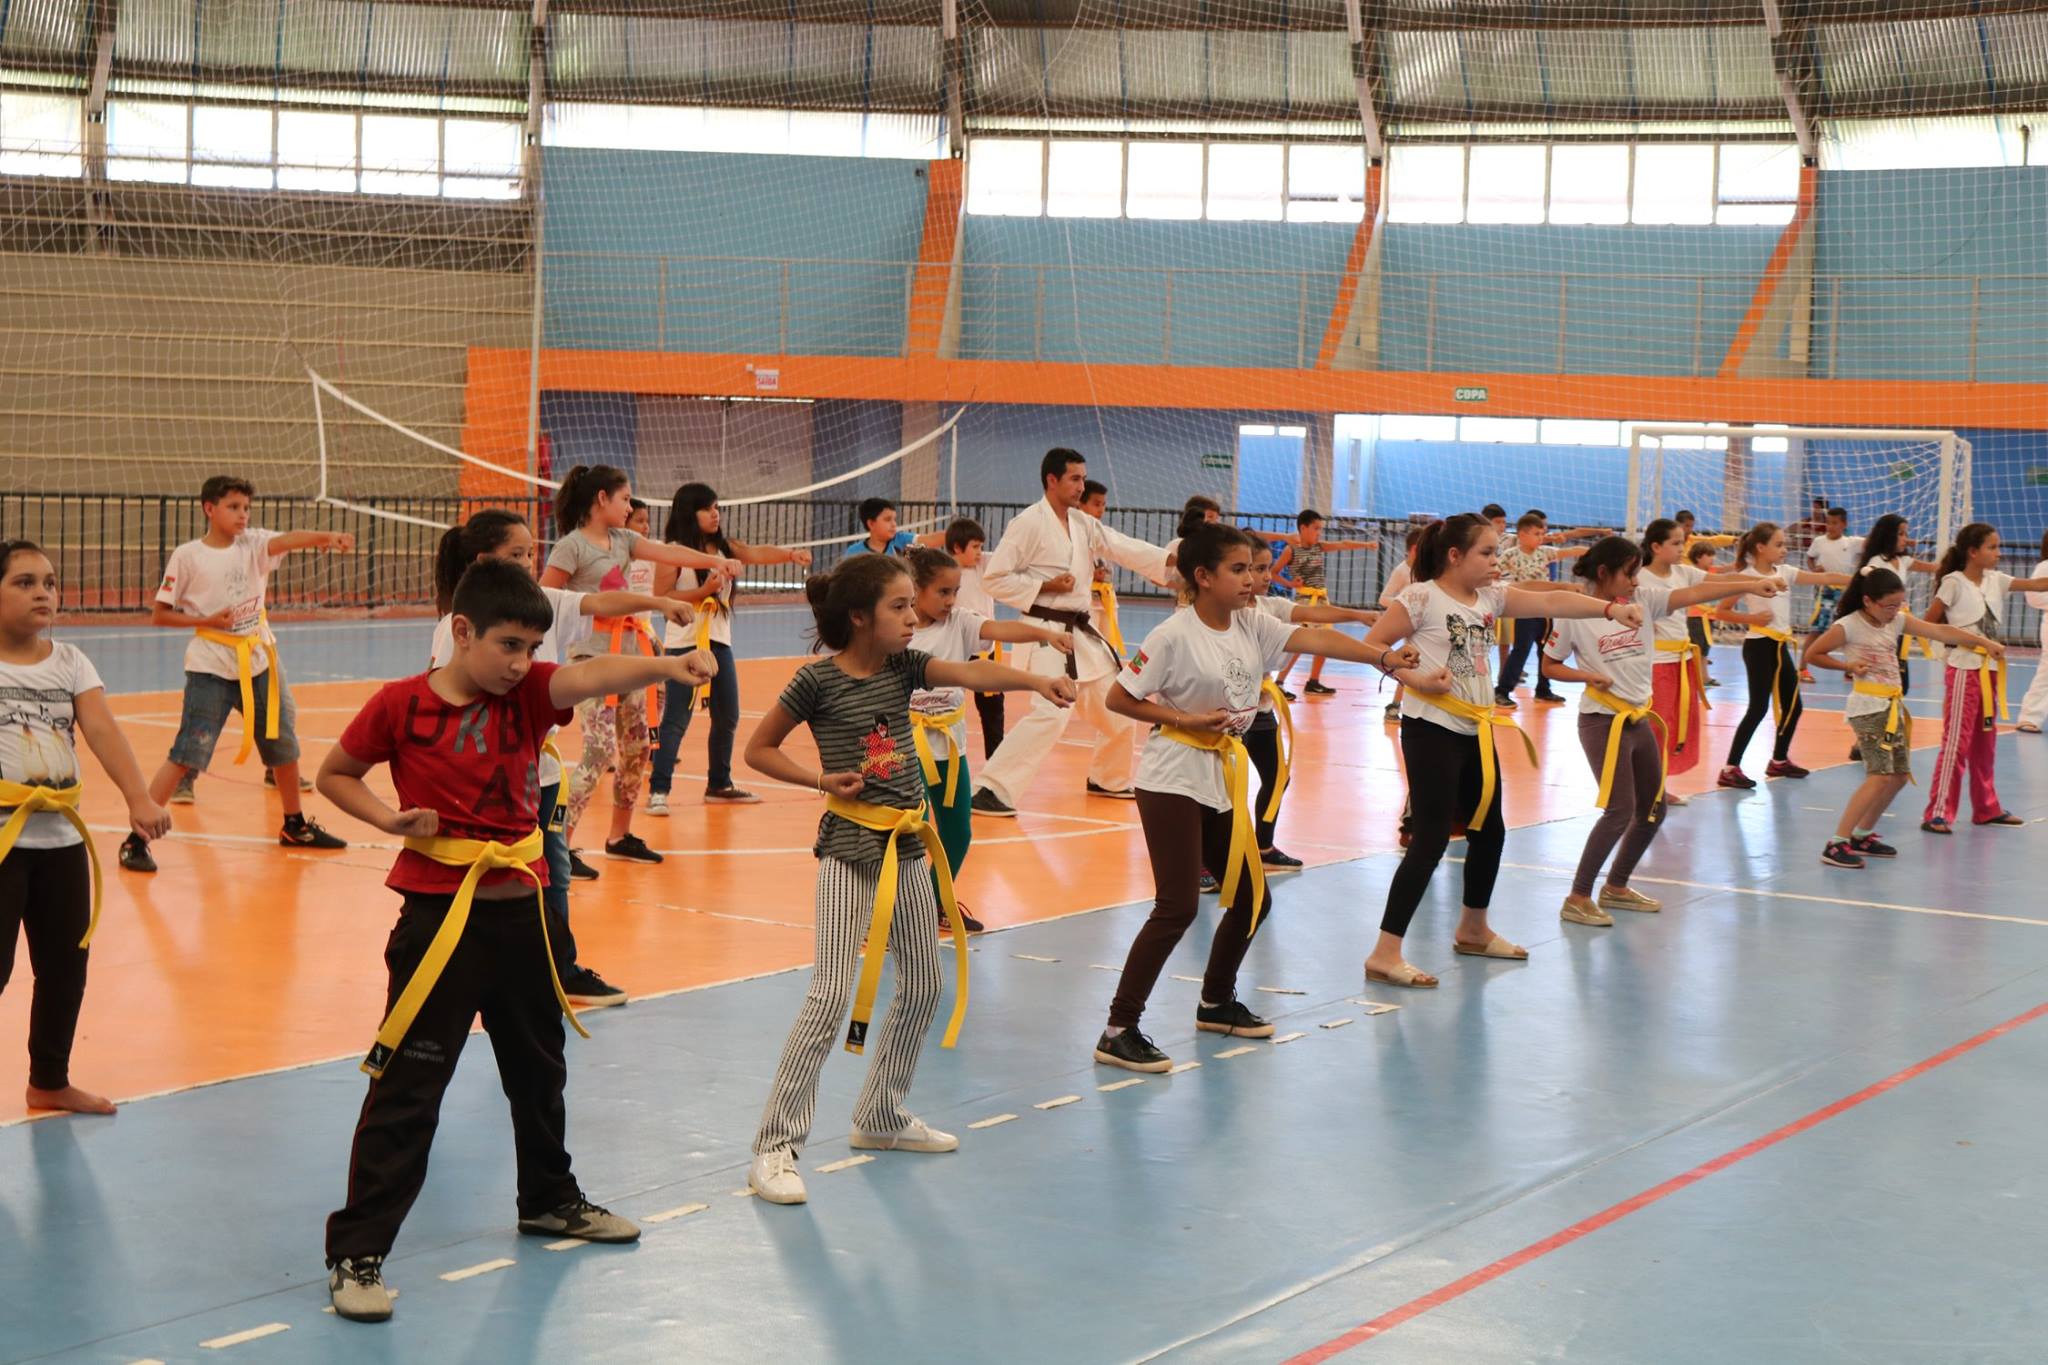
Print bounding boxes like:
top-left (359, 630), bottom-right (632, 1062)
top-left (779, 648), bottom-right (934, 865)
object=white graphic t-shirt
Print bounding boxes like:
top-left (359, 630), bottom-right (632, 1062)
top-left (156, 530), bottom-right (287, 680)
top-left (0, 642), bottom-right (103, 849)
top-left (1738, 564), bottom-right (1802, 638)
top-left (1543, 584), bottom-right (1675, 713)
top-left (1119, 606), bottom-right (1297, 810)
top-left (1397, 581), bottom-right (1510, 734)
top-left (1839, 611), bottom-right (1906, 717)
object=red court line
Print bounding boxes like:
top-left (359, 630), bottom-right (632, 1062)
top-left (1283, 999), bottom-right (2048, 1364)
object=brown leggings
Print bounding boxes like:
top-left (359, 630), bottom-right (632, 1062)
top-left (1107, 788), bottom-right (1272, 1029)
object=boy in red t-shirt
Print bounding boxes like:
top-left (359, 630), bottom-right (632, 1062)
top-left (316, 558), bottom-right (715, 1323)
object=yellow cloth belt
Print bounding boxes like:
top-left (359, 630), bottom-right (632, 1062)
top-left (1964, 647), bottom-right (2009, 722)
top-left (1496, 615), bottom-right (1511, 645)
top-left (194, 621), bottom-right (280, 765)
top-left (1297, 586), bottom-right (1328, 607)
top-left (692, 596), bottom-right (728, 704)
top-left (364, 829), bottom-right (585, 1079)
top-left (1754, 626), bottom-right (1797, 732)
top-left (596, 615), bottom-right (663, 725)
top-left (1652, 638), bottom-right (1709, 748)
top-left (0, 782), bottom-right (101, 948)
top-left (1408, 691), bottom-right (1539, 828)
top-left (1091, 579), bottom-right (1127, 659)
top-left (541, 736), bottom-right (564, 772)
top-left (1258, 679), bottom-right (1293, 823)
top-left (1583, 688), bottom-right (1668, 814)
top-left (974, 641), bottom-right (1004, 697)
top-left (1160, 727), bottom-right (1268, 935)
top-left (1852, 679), bottom-right (1906, 735)
top-left (825, 796), bottom-right (969, 1053)
top-left (911, 703), bottom-right (968, 806)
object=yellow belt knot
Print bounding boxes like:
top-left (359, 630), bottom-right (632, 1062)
top-left (365, 829), bottom-right (584, 1078)
top-left (1258, 679), bottom-right (1293, 823)
top-left (1091, 580), bottom-right (1127, 659)
top-left (1583, 688), bottom-right (1669, 816)
top-left (1296, 586), bottom-right (1328, 607)
top-left (0, 782), bottom-right (101, 947)
top-left (194, 619), bottom-right (281, 764)
top-left (597, 615), bottom-right (664, 724)
top-left (824, 797), bottom-right (971, 1052)
top-left (910, 703), bottom-right (969, 806)
top-left (1965, 647), bottom-right (2009, 722)
top-left (1852, 679), bottom-right (1906, 735)
top-left (1159, 727), bottom-right (1268, 935)
top-left (1408, 691), bottom-right (1540, 828)
top-left (692, 597), bottom-right (729, 704)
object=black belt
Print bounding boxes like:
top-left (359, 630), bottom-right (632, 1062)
top-left (1025, 603), bottom-right (1112, 680)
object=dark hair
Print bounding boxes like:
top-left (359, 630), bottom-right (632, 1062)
top-left (0, 538), bottom-right (49, 579)
top-left (1040, 447), bottom-right (1085, 488)
top-left (200, 474), bottom-right (255, 505)
top-left (434, 508), bottom-right (528, 616)
top-left (1734, 522), bottom-right (1780, 571)
top-left (665, 482), bottom-right (733, 558)
top-left (628, 497), bottom-right (649, 514)
top-left (1082, 479), bottom-right (1108, 502)
top-left (804, 554), bottom-right (911, 652)
top-left (1177, 495), bottom-right (1224, 540)
top-left (1675, 509), bottom-right (1696, 524)
top-left (1685, 540), bottom-right (1718, 565)
top-left (1481, 503), bottom-right (1507, 522)
top-left (1837, 565), bottom-right (1904, 620)
top-left (450, 557), bottom-right (552, 639)
top-left (1525, 508), bottom-right (1548, 521)
top-left (1640, 517), bottom-right (1682, 562)
top-left (905, 544), bottom-right (959, 588)
top-left (1515, 511), bottom-right (1546, 532)
top-left (1571, 535), bottom-right (1642, 588)
top-left (857, 496), bottom-right (897, 529)
top-left (1297, 508), bottom-right (1324, 528)
top-left (1827, 506), bottom-right (1848, 520)
top-left (1177, 523), bottom-right (1256, 587)
top-left (1415, 512), bottom-right (1491, 582)
top-left (554, 464), bottom-right (629, 535)
top-left (943, 517), bottom-right (985, 553)
top-left (1860, 513), bottom-right (1910, 565)
top-left (1933, 522), bottom-right (1997, 589)
top-left (1404, 524), bottom-right (1427, 551)
top-left (2040, 528), bottom-right (2048, 563)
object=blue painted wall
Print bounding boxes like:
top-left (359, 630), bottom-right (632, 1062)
top-left (539, 392), bottom-right (639, 482)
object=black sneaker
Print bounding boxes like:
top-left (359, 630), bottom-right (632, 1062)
top-left (1850, 833), bottom-right (1898, 858)
top-left (567, 850), bottom-right (600, 880)
top-left (1198, 869), bottom-right (1220, 894)
top-left (938, 902), bottom-right (986, 935)
top-left (1493, 692), bottom-right (1518, 711)
top-left (118, 833), bottom-right (157, 873)
top-left (1278, 688), bottom-right (1299, 702)
top-left (1821, 839), bottom-right (1866, 869)
top-left (1535, 691), bottom-right (1566, 705)
top-left (971, 788), bottom-right (1016, 818)
top-left (280, 815), bottom-right (347, 850)
top-left (327, 1255), bottom-right (392, 1323)
top-left (1260, 847), bottom-right (1304, 872)
top-left (1093, 1027), bottom-right (1172, 1073)
top-left (1085, 781), bottom-right (1137, 800)
top-left (1303, 680), bottom-right (1337, 696)
top-left (604, 833), bottom-right (664, 864)
top-left (1847, 746), bottom-right (1863, 763)
top-left (1195, 998), bottom-right (1275, 1038)
top-left (562, 967), bottom-right (627, 1009)
top-left (517, 1194), bottom-right (639, 1243)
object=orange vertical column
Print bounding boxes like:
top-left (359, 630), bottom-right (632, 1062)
top-left (1719, 164), bottom-right (1820, 377)
top-left (1315, 162), bottom-right (1384, 370)
top-left (905, 158), bottom-right (967, 357)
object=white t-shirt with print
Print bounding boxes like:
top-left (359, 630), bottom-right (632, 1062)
top-left (663, 565), bottom-right (732, 651)
top-left (0, 642), bottom-right (103, 849)
top-left (1936, 571), bottom-right (2010, 672)
top-left (1119, 607), bottom-right (1297, 810)
top-left (1738, 564), bottom-right (1801, 637)
top-left (1543, 584), bottom-right (1674, 714)
top-left (908, 609), bottom-right (986, 757)
top-left (1808, 534), bottom-right (1865, 576)
top-left (1839, 611), bottom-right (1906, 717)
top-left (431, 585), bottom-right (588, 786)
top-left (627, 558), bottom-right (661, 640)
top-left (156, 529), bottom-right (286, 680)
top-left (1641, 563), bottom-right (1704, 644)
top-left (1396, 581), bottom-right (1509, 734)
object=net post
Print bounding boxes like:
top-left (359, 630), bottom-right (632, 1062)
top-left (1624, 429), bottom-right (1643, 538)
top-left (1936, 431), bottom-right (1958, 552)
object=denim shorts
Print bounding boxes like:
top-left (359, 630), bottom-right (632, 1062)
top-left (169, 669), bottom-right (300, 769)
top-left (1848, 709), bottom-right (1911, 777)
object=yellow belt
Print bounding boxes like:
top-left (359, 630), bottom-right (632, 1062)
top-left (194, 623), bottom-right (281, 765)
top-left (911, 703), bottom-right (968, 806)
top-left (1963, 647), bottom-right (2009, 721)
top-left (975, 641), bottom-right (1004, 697)
top-left (1496, 615), bottom-right (1511, 645)
top-left (597, 615), bottom-right (663, 724)
top-left (824, 796), bottom-right (970, 1052)
top-left (0, 782), bottom-right (101, 948)
top-left (692, 597), bottom-right (728, 704)
top-left (1091, 580), bottom-right (1126, 659)
top-left (1159, 727), bottom-right (1267, 934)
top-left (1754, 627), bottom-right (1798, 732)
top-left (1583, 689), bottom-right (1668, 814)
top-left (365, 829), bottom-right (585, 1079)
top-left (1652, 638), bottom-right (1709, 748)
top-left (1297, 586), bottom-right (1328, 607)
top-left (1852, 679), bottom-right (1906, 735)
top-left (541, 736), bottom-right (564, 772)
top-left (1258, 679), bottom-right (1292, 823)
top-left (1408, 691), bottom-right (1539, 828)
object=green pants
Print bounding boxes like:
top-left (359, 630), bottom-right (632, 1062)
top-left (927, 748), bottom-right (972, 899)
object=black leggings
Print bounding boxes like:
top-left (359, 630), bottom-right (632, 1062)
top-left (1111, 789), bottom-right (1272, 1028)
top-left (1245, 715), bottom-right (1280, 849)
top-left (0, 842), bottom-right (92, 1091)
top-left (1382, 719), bottom-right (1507, 938)
top-left (1499, 617), bottom-right (1554, 698)
top-left (1727, 636), bottom-right (1802, 768)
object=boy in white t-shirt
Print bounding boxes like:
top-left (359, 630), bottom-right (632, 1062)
top-left (912, 517), bottom-right (1010, 760)
top-left (119, 475), bottom-right (355, 874)
top-left (1805, 506), bottom-right (1864, 623)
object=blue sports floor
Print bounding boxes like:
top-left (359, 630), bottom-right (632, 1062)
top-left (4, 618), bottom-right (2048, 1363)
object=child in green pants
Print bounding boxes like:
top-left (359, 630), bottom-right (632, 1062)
top-left (905, 547), bottom-right (1071, 933)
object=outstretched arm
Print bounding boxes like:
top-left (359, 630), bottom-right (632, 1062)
top-left (1506, 587), bottom-right (1638, 626)
top-left (270, 530), bottom-right (355, 556)
top-left (550, 651), bottom-right (715, 709)
top-left (927, 658), bottom-right (1078, 705)
top-left (1280, 627), bottom-right (1419, 673)
top-left (1904, 614), bottom-right (2003, 655)
top-left (731, 537), bottom-right (814, 568)
top-left (1669, 574), bottom-right (1779, 612)
top-left (980, 620), bottom-right (1073, 655)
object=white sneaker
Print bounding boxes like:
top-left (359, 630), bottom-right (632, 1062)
top-left (646, 791), bottom-right (669, 816)
top-left (849, 1116), bottom-right (959, 1154)
top-left (749, 1150), bottom-right (807, 1204)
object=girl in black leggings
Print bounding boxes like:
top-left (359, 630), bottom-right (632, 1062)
top-left (1720, 522), bottom-right (1851, 788)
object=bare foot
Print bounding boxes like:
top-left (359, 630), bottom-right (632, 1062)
top-left (25, 1084), bottom-right (116, 1115)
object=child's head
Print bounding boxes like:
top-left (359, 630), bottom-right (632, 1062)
top-left (1685, 539), bottom-right (1717, 569)
top-left (1081, 480), bottom-right (1108, 520)
top-left (1177, 523), bottom-right (1259, 607)
top-left (554, 464), bottom-right (631, 535)
top-left (1514, 511), bottom-right (1547, 551)
top-left (806, 553), bottom-right (916, 653)
top-left (1249, 538), bottom-right (1276, 594)
top-left (447, 558), bottom-right (553, 693)
top-left (1861, 513), bottom-right (1909, 562)
top-left (1416, 512), bottom-right (1498, 586)
top-left (434, 509), bottom-right (533, 615)
top-left (1935, 522), bottom-right (2001, 584)
top-left (1177, 495), bottom-right (1223, 540)
top-left (1571, 535), bottom-right (1642, 599)
top-left (1840, 565), bottom-right (1905, 621)
top-left (199, 475), bottom-right (255, 537)
top-left (1825, 506), bottom-right (1849, 536)
top-left (666, 482), bottom-right (726, 551)
top-left (1481, 503), bottom-right (1508, 535)
top-left (626, 499), bottom-right (651, 537)
top-left (1735, 522), bottom-right (1785, 571)
top-left (1674, 509), bottom-right (1696, 532)
top-left (1297, 509), bottom-right (1325, 544)
top-left (858, 496), bottom-right (899, 544)
top-left (1641, 517), bottom-right (1684, 566)
top-left (943, 516), bottom-right (986, 568)
top-left (1403, 523), bottom-right (1427, 563)
top-left (0, 540), bottom-right (57, 635)
top-left (905, 545), bottom-right (961, 623)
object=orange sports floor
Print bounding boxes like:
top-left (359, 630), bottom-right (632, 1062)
top-left (2, 655), bottom-right (1911, 1124)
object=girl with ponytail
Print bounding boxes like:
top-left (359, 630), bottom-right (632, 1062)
top-left (1717, 523), bottom-right (1851, 789)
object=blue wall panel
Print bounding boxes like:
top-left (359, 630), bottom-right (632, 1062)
top-left (539, 392), bottom-right (639, 483)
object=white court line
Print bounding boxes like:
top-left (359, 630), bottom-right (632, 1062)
top-left (199, 1324), bottom-right (289, 1349)
top-left (1166, 1061), bottom-right (1201, 1075)
top-left (1214, 1045), bottom-right (1260, 1059)
top-left (1255, 985), bottom-right (1306, 996)
top-left (1013, 953), bottom-right (1060, 963)
top-left (543, 1238), bottom-right (590, 1253)
top-left (1273, 1031), bottom-right (1309, 1044)
top-left (1319, 1018), bottom-right (1354, 1030)
top-left (968, 1113), bottom-right (1019, 1129)
top-left (643, 1203), bottom-right (708, 1224)
top-left (1033, 1095), bottom-right (1082, 1110)
top-left (439, 1258), bottom-right (516, 1282)
top-left (1098, 1077), bottom-right (1147, 1092)
top-left (1089, 963), bottom-right (1122, 972)
top-left (816, 1154), bottom-right (874, 1174)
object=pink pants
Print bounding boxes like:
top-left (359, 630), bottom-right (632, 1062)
top-left (1924, 666), bottom-right (2002, 824)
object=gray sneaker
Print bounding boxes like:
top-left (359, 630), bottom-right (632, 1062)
top-left (517, 1194), bottom-right (640, 1243)
top-left (328, 1256), bottom-right (392, 1323)
top-left (169, 771), bottom-right (197, 805)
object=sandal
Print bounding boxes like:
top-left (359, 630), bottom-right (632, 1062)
top-left (1974, 812), bottom-right (2026, 827)
top-left (1364, 961), bottom-right (1439, 989)
top-left (1920, 818), bottom-right (1953, 835)
top-left (1453, 934), bottom-right (1529, 960)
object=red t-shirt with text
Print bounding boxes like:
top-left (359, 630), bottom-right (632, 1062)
top-left (338, 663), bottom-right (572, 895)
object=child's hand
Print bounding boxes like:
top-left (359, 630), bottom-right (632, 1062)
top-left (675, 649), bottom-right (718, 685)
top-left (1046, 633), bottom-right (1075, 656)
top-left (1978, 637), bottom-right (2007, 659)
top-left (1606, 603), bottom-right (1645, 629)
top-left (1179, 708), bottom-right (1232, 733)
top-left (789, 548), bottom-right (813, 567)
top-left (659, 600), bottom-right (696, 628)
top-left (717, 557), bottom-right (745, 582)
top-left (1753, 577), bottom-right (1783, 597)
top-left (128, 796), bottom-right (171, 842)
top-left (820, 771), bottom-right (865, 799)
top-left (1841, 659), bottom-right (1869, 678)
top-left (1408, 667), bottom-right (1455, 694)
top-left (1378, 644), bottom-right (1421, 671)
top-left (1584, 672), bottom-right (1616, 691)
top-left (201, 608), bottom-right (238, 632)
top-left (327, 532), bottom-right (357, 554)
top-left (386, 807), bottom-right (440, 839)
top-left (1040, 677), bottom-right (1078, 708)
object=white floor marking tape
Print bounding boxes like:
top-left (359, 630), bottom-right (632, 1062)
top-left (440, 1258), bottom-right (516, 1282)
top-left (1272, 1031), bottom-right (1308, 1044)
top-left (1166, 1061), bottom-right (1202, 1074)
top-left (643, 1203), bottom-right (708, 1224)
top-left (729, 1189), bottom-right (753, 1198)
top-left (816, 1155), bottom-right (874, 1174)
top-left (1169, 974), bottom-right (1203, 983)
top-left (1090, 963), bottom-right (1122, 971)
top-left (1033, 1095), bottom-right (1082, 1110)
top-left (1215, 1045), bottom-right (1259, 1059)
top-left (1097, 1077), bottom-right (1147, 1092)
top-left (1319, 1018), bottom-right (1354, 1030)
top-left (1348, 1000), bottom-right (1402, 1015)
top-left (543, 1238), bottom-right (589, 1253)
top-left (968, 1113), bottom-right (1019, 1129)
top-left (199, 1324), bottom-right (289, 1349)
top-left (1013, 953), bottom-right (1060, 963)
top-left (1254, 985), bottom-right (1306, 995)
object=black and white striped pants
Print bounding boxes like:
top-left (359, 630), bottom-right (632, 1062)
top-left (753, 853), bottom-right (944, 1156)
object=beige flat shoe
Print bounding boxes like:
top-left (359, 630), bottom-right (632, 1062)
top-left (1599, 886), bottom-right (1663, 913)
top-left (1364, 961), bottom-right (1439, 989)
top-left (1452, 934), bottom-right (1528, 960)
top-left (1560, 897), bottom-right (1613, 927)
